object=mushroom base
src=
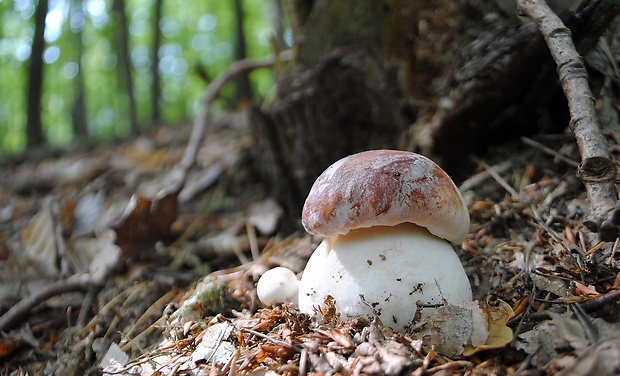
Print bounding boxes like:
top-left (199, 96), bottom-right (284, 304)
top-left (298, 223), bottom-right (472, 333)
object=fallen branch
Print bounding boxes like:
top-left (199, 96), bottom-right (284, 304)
top-left (168, 50), bottom-right (293, 193)
top-left (521, 137), bottom-right (580, 168)
top-left (0, 273), bottom-right (102, 332)
top-left (579, 288), bottom-right (620, 312)
top-left (516, 0), bottom-right (619, 240)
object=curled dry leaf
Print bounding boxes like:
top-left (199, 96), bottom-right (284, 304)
top-left (21, 197), bottom-right (60, 277)
top-left (413, 297), bottom-right (513, 357)
top-left (463, 297), bottom-right (514, 356)
top-left (418, 303), bottom-right (474, 357)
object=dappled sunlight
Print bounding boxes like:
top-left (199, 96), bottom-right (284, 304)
top-left (0, 1), bottom-right (277, 156)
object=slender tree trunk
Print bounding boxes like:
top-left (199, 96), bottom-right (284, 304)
top-left (150, 0), bottom-right (163, 126)
top-left (70, 0), bottom-right (88, 139)
top-left (112, 0), bottom-right (139, 135)
top-left (271, 0), bottom-right (285, 50)
top-left (26, 0), bottom-right (49, 148)
top-left (232, 0), bottom-right (253, 106)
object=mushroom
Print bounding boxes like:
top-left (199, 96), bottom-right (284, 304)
top-left (256, 266), bottom-right (299, 306)
top-left (298, 149), bottom-right (472, 332)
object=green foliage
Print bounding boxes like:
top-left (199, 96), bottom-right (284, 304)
top-left (0, 0), bottom-right (284, 156)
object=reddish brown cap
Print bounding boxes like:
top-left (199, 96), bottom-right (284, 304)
top-left (301, 150), bottom-right (469, 244)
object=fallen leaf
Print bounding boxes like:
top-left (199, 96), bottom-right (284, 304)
top-left (421, 303), bottom-right (474, 357)
top-left (113, 190), bottom-right (179, 258)
top-left (21, 197), bottom-right (60, 277)
top-left (191, 322), bottom-right (235, 365)
top-left (99, 342), bottom-right (129, 373)
top-left (463, 297), bottom-right (514, 356)
top-left (247, 198), bottom-right (284, 235)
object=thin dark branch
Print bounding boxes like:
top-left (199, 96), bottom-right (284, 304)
top-left (507, 288), bottom-right (620, 326)
top-left (168, 50), bottom-right (293, 193)
top-left (241, 328), bottom-right (302, 352)
top-left (0, 273), bottom-right (102, 332)
top-left (579, 288), bottom-right (620, 312)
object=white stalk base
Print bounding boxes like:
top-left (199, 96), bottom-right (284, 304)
top-left (298, 223), bottom-right (472, 333)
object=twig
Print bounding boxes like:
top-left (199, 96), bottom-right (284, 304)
top-left (426, 360), bottom-right (473, 373)
top-left (570, 303), bottom-right (599, 344)
top-left (472, 157), bottom-right (524, 201)
top-left (458, 159), bottom-right (513, 193)
top-left (508, 287), bottom-right (620, 326)
top-left (121, 288), bottom-right (178, 351)
top-left (510, 285), bottom-right (538, 345)
top-left (579, 288), bottom-right (620, 312)
top-left (240, 328), bottom-right (302, 352)
top-left (521, 137), bottom-right (580, 168)
top-left (298, 347), bottom-right (308, 376)
top-left (516, 0), bottom-right (619, 239)
top-left (0, 273), bottom-right (102, 332)
top-left (169, 50), bottom-right (293, 193)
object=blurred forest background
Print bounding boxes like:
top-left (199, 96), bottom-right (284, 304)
top-left (0, 0), bottom-right (284, 157)
top-left (1, 1), bottom-right (620, 373)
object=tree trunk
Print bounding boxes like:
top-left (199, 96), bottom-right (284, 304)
top-left (26, 0), bottom-right (49, 148)
top-left (70, 0), bottom-right (88, 139)
top-left (251, 0), bottom-right (620, 221)
top-left (411, 0), bottom-right (620, 178)
top-left (151, 0), bottom-right (163, 126)
top-left (232, 0), bottom-right (253, 106)
top-left (270, 0), bottom-right (285, 50)
top-left (250, 0), bottom-right (411, 219)
top-left (112, 0), bottom-right (139, 135)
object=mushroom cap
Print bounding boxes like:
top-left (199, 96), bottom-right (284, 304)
top-left (302, 150), bottom-right (469, 244)
top-left (256, 267), bottom-right (299, 306)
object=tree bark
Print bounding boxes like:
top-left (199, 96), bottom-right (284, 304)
top-left (293, 0), bottom-right (382, 68)
top-left (411, 0), bottom-right (620, 178)
top-left (70, 0), bottom-right (88, 139)
top-left (250, 0), bottom-right (620, 223)
top-left (26, 0), bottom-right (49, 148)
top-left (250, 0), bottom-right (411, 219)
top-left (112, 0), bottom-right (139, 135)
top-left (150, 0), bottom-right (163, 126)
top-left (251, 50), bottom-right (411, 219)
top-left (232, 0), bottom-right (253, 106)
top-left (270, 0), bottom-right (285, 50)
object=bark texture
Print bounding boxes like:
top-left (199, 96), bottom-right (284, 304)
top-left (412, 0), bottom-right (620, 179)
top-left (112, 0), bottom-right (139, 135)
top-left (26, 0), bottom-right (49, 148)
top-left (251, 47), bottom-right (411, 218)
top-left (150, 0), bottom-right (163, 126)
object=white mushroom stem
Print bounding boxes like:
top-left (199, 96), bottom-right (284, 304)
top-left (256, 267), bottom-right (299, 306)
top-left (298, 223), bottom-right (472, 333)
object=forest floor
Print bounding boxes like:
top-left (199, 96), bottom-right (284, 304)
top-left (1, 111), bottom-right (620, 375)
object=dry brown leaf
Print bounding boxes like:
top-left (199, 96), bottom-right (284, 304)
top-left (463, 298), bottom-right (514, 356)
top-left (113, 190), bottom-right (178, 258)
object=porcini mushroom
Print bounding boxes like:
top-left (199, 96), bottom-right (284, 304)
top-left (298, 149), bottom-right (472, 332)
top-left (256, 266), bottom-right (299, 306)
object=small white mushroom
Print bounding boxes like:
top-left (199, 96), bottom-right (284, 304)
top-left (298, 150), bottom-right (473, 333)
top-left (256, 266), bottom-right (299, 306)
